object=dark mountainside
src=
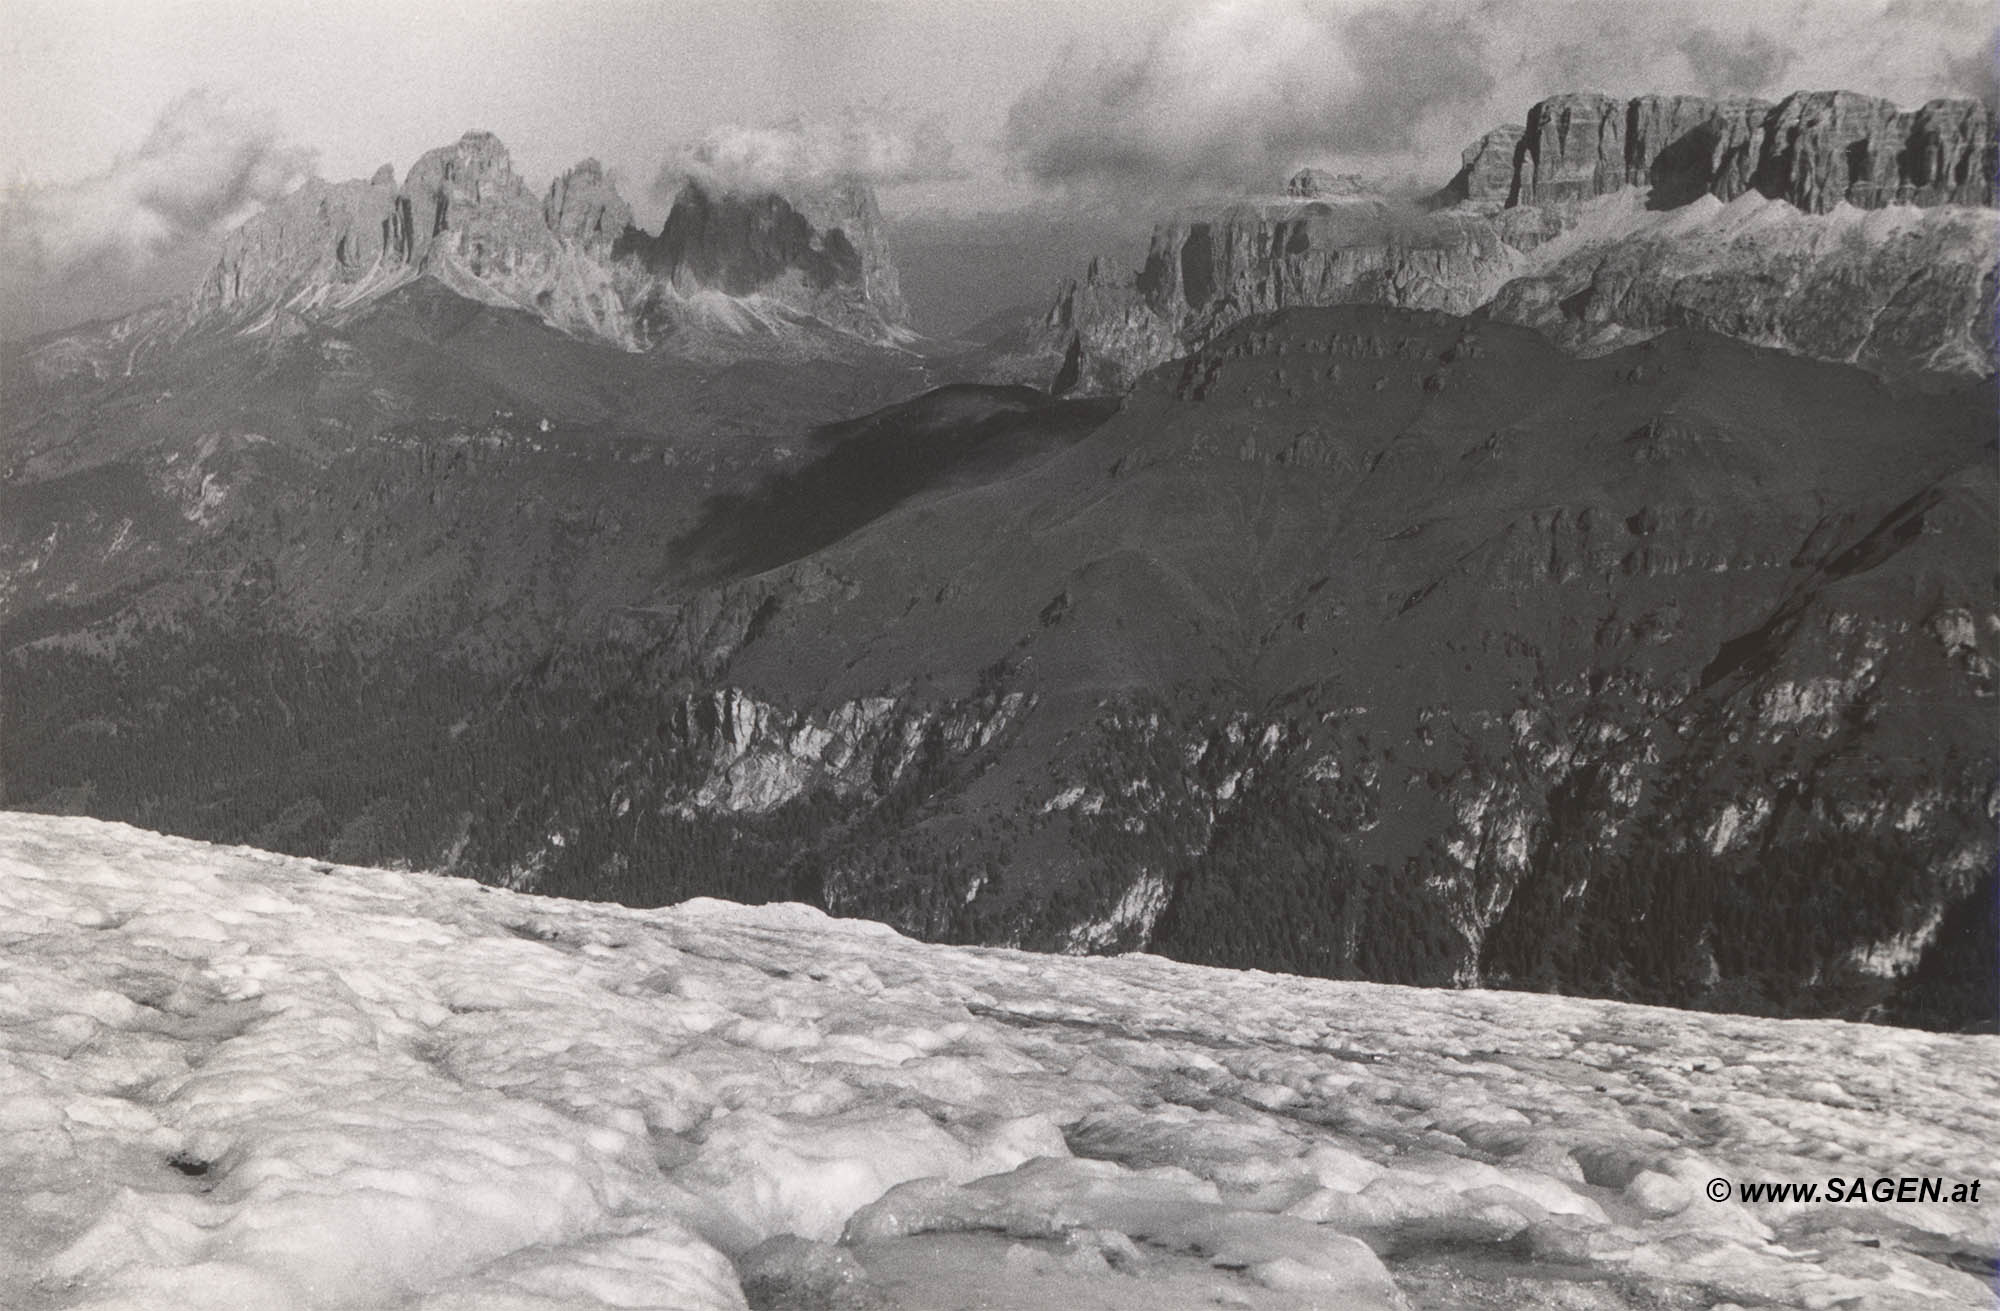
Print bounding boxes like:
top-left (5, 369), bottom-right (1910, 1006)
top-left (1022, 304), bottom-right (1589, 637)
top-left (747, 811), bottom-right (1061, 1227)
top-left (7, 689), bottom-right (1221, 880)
top-left (3, 109), bottom-right (1995, 1034)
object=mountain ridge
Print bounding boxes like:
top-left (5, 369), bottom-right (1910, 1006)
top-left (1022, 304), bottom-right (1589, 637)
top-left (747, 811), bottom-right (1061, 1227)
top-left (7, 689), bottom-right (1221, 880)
top-left (1037, 89), bottom-right (1998, 392)
top-left (10, 293), bottom-right (1988, 1029)
top-left (3, 99), bottom-right (1993, 1033)
top-left (181, 130), bottom-right (913, 356)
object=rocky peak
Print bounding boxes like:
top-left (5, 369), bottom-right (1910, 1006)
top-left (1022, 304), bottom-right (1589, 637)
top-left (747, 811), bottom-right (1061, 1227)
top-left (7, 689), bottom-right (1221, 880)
top-left (397, 130), bottom-right (549, 269)
top-left (784, 178), bottom-right (907, 329)
top-left (643, 180), bottom-right (860, 296)
top-left (1030, 87), bottom-right (1995, 395)
top-left (190, 130), bottom-right (911, 350)
top-left (619, 176), bottom-right (907, 337)
top-left (1442, 126), bottom-right (1525, 205)
top-left (1516, 93), bottom-right (1627, 206)
top-left (197, 166), bottom-right (403, 313)
top-left (542, 159), bottom-right (633, 255)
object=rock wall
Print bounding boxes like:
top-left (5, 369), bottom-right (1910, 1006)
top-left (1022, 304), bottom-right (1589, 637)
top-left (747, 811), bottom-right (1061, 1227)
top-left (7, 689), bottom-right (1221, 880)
top-left (1516, 91), bottom-right (1996, 212)
top-left (1486, 197), bottom-right (1997, 378)
top-left (1443, 126), bottom-right (1525, 205)
top-left (194, 131), bottom-right (910, 349)
top-left (1038, 90), bottom-right (1996, 392)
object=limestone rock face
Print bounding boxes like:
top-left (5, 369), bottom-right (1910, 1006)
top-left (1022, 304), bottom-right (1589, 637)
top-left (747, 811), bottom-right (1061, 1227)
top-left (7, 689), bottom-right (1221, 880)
top-left (605, 177), bottom-right (907, 343)
top-left (398, 131), bottom-right (550, 269)
top-left (1753, 92), bottom-right (1997, 211)
top-left (1041, 254), bottom-right (1191, 395)
top-left (198, 170), bottom-right (403, 316)
top-left (1905, 99), bottom-right (1998, 206)
top-left (542, 159), bottom-right (634, 256)
top-left (1755, 92), bottom-right (1909, 212)
top-left (1517, 93), bottom-right (1627, 206)
top-left (1444, 126), bottom-right (1524, 206)
top-left (192, 131), bottom-right (909, 351)
top-left (1511, 90), bottom-right (1996, 213)
top-left (1623, 95), bottom-right (1769, 206)
top-left (1035, 88), bottom-right (1996, 391)
top-left (1486, 195), bottom-right (1997, 378)
top-left (1044, 198), bottom-right (1557, 393)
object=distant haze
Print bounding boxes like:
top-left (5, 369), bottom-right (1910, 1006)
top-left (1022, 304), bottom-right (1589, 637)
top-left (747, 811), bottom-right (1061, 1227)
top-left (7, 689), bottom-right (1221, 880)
top-left (4, 0), bottom-right (1992, 338)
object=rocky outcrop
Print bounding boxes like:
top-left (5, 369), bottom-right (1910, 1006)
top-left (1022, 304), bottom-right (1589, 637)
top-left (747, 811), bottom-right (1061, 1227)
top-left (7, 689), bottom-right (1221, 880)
top-left (194, 131), bottom-right (910, 350)
top-left (198, 169), bottom-right (405, 315)
top-left (1043, 193), bottom-right (1563, 393)
top-left (541, 158), bottom-right (632, 256)
top-left (1036, 90), bottom-right (1996, 391)
top-left (1487, 194), bottom-right (1997, 377)
top-left (1755, 92), bottom-right (1996, 212)
top-left (1516, 93), bottom-right (1628, 206)
top-left (1441, 126), bottom-right (1524, 206)
top-left (1905, 99), bottom-right (1999, 206)
top-left (666, 687), bottom-right (1028, 816)
top-left (1515, 90), bottom-right (1996, 213)
top-left (615, 178), bottom-right (907, 341)
top-left (398, 131), bottom-right (550, 269)
top-left (1634, 96), bottom-right (1770, 207)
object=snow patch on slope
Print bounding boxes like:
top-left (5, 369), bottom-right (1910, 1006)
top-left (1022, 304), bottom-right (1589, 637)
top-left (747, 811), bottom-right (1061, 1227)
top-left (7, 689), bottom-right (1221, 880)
top-left (2, 813), bottom-right (1994, 1310)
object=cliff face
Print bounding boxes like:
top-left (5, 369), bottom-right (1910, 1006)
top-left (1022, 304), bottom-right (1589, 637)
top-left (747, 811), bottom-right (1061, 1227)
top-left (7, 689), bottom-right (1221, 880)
top-left (195, 131), bottom-right (910, 350)
top-left (540, 158), bottom-right (632, 255)
top-left (1040, 91), bottom-right (1996, 391)
top-left (1488, 192), bottom-right (1997, 378)
top-left (1044, 198), bottom-right (1556, 393)
top-left (1517, 90), bottom-right (1997, 213)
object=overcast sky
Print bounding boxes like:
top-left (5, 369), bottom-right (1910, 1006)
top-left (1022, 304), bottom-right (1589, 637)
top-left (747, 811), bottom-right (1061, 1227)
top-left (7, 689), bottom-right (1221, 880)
top-left (3, 0), bottom-right (1992, 335)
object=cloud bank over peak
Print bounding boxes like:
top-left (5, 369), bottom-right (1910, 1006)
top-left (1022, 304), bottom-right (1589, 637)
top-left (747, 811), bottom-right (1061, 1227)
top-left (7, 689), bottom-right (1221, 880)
top-left (654, 105), bottom-right (963, 199)
top-left (1002, 0), bottom-right (1999, 200)
top-left (1005, 0), bottom-right (1493, 195)
top-left (2, 89), bottom-right (313, 336)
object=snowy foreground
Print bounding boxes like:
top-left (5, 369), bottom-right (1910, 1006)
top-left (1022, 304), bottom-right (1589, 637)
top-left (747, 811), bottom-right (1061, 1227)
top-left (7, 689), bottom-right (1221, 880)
top-left (2, 814), bottom-right (1994, 1311)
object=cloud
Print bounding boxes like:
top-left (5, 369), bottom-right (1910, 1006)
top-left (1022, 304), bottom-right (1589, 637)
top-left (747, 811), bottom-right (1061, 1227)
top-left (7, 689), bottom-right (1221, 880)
top-left (1004, 0), bottom-right (1493, 195)
top-left (1003, 0), bottom-right (1996, 199)
top-left (4, 89), bottom-right (312, 273)
top-left (1678, 26), bottom-right (1793, 96)
top-left (1942, 26), bottom-right (1999, 106)
top-left (655, 105), bottom-right (963, 198)
top-left (2, 89), bottom-right (313, 334)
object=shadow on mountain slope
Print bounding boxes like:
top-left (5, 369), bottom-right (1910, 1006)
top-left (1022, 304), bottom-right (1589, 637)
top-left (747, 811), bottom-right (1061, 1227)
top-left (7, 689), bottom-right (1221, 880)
top-left (673, 383), bottom-right (1121, 585)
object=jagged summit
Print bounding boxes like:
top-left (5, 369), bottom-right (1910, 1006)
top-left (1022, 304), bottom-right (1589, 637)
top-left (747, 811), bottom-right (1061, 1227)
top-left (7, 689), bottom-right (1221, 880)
top-left (194, 130), bottom-right (911, 352)
top-left (1040, 90), bottom-right (1998, 392)
top-left (542, 158), bottom-right (632, 252)
top-left (613, 176), bottom-right (907, 343)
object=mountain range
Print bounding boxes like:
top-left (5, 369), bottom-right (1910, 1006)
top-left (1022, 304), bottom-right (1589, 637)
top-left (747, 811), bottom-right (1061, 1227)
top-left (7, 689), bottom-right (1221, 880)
top-left (4, 89), bottom-right (1994, 1033)
top-left (1034, 90), bottom-right (1996, 392)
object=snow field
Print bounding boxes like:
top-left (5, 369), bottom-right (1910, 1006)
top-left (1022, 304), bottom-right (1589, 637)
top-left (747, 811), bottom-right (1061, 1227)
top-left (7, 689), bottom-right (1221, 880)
top-left (1, 812), bottom-right (1994, 1310)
